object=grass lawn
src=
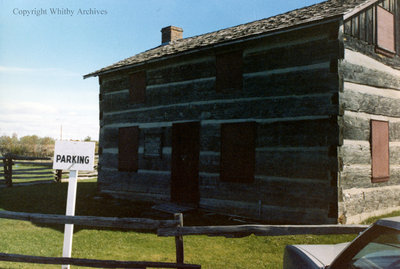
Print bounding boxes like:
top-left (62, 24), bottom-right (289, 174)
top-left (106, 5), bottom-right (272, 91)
top-left (0, 180), bottom-right (397, 269)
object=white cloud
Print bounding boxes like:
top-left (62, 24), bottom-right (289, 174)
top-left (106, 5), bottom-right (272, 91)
top-left (0, 100), bottom-right (99, 140)
top-left (0, 64), bottom-right (99, 140)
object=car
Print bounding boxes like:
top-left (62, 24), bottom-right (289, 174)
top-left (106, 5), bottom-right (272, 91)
top-left (283, 216), bottom-right (400, 268)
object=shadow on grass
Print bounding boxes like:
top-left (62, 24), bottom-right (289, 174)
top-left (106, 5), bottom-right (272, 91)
top-left (0, 181), bottom-right (244, 233)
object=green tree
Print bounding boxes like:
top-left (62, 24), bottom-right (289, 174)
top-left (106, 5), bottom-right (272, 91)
top-left (0, 134), bottom-right (55, 157)
top-left (39, 136), bottom-right (55, 157)
top-left (0, 135), bottom-right (11, 155)
top-left (0, 133), bottom-right (24, 155)
top-left (20, 135), bottom-right (39, 156)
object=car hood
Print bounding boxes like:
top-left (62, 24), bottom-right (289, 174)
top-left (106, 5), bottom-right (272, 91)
top-left (291, 243), bottom-right (350, 267)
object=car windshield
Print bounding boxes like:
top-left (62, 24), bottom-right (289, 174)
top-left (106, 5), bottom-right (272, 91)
top-left (347, 230), bottom-right (400, 269)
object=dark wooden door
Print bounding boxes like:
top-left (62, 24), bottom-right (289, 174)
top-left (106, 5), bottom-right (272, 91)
top-left (171, 122), bottom-right (200, 204)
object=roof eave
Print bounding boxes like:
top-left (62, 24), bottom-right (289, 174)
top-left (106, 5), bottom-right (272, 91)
top-left (343, 0), bottom-right (380, 20)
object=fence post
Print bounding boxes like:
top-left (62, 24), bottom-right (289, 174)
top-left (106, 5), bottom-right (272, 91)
top-left (1, 158), bottom-right (6, 185)
top-left (174, 213), bottom-right (184, 264)
top-left (3, 155), bottom-right (13, 187)
top-left (55, 170), bottom-right (63, 182)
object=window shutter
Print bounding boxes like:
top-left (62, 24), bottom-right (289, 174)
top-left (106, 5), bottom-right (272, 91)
top-left (216, 51), bottom-right (243, 92)
top-left (371, 120), bottom-right (389, 183)
top-left (377, 6), bottom-right (395, 53)
top-left (130, 71), bottom-right (146, 103)
top-left (220, 122), bottom-right (256, 183)
top-left (118, 126), bottom-right (139, 171)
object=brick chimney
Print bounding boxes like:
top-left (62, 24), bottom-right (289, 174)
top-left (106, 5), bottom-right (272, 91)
top-left (161, 26), bottom-right (183, 45)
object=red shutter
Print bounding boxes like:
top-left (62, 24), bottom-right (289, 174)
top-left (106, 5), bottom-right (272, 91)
top-left (371, 120), bottom-right (389, 183)
top-left (118, 126), bottom-right (139, 171)
top-left (216, 51), bottom-right (243, 92)
top-left (377, 6), bottom-right (395, 53)
top-left (130, 71), bottom-right (146, 103)
top-left (220, 122), bottom-right (256, 183)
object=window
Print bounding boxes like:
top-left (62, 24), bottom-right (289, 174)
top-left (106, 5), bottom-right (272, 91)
top-left (220, 122), bottom-right (256, 183)
top-left (350, 230), bottom-right (400, 268)
top-left (343, 0), bottom-right (397, 56)
top-left (118, 126), bottom-right (139, 171)
top-left (371, 120), bottom-right (389, 183)
top-left (129, 71), bottom-right (146, 103)
top-left (216, 50), bottom-right (243, 92)
top-left (377, 5), bottom-right (395, 53)
top-left (144, 131), bottom-right (163, 158)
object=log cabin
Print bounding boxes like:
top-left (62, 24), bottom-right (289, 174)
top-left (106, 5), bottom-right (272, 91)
top-left (85, 0), bottom-right (400, 224)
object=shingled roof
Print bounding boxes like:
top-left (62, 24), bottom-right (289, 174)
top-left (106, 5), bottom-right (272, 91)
top-left (84, 0), bottom-right (373, 78)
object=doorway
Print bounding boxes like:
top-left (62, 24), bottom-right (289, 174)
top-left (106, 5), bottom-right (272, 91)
top-left (171, 121), bottom-right (200, 205)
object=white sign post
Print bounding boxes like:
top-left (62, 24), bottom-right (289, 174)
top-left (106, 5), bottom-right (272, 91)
top-left (53, 140), bottom-right (95, 269)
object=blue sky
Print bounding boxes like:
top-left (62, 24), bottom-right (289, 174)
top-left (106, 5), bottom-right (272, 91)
top-left (0, 0), bottom-right (324, 141)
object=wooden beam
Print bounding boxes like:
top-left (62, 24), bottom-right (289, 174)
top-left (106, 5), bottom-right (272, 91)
top-left (340, 61), bottom-right (400, 90)
top-left (158, 224), bottom-right (368, 238)
top-left (344, 0), bottom-right (379, 20)
top-left (13, 161), bottom-right (52, 166)
top-left (0, 253), bottom-right (201, 269)
top-left (0, 211), bottom-right (178, 230)
top-left (14, 167), bottom-right (51, 172)
top-left (4, 155), bottom-right (51, 161)
top-left (12, 176), bottom-right (53, 180)
top-left (175, 213), bottom-right (184, 264)
top-left (13, 171), bottom-right (53, 175)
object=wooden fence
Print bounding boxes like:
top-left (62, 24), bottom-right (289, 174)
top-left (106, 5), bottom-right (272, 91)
top-left (157, 223), bottom-right (369, 237)
top-left (0, 154), bottom-right (98, 187)
top-left (0, 210), bottom-right (369, 268)
top-left (0, 210), bottom-right (200, 268)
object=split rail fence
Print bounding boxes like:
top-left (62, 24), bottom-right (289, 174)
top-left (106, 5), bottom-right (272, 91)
top-left (0, 211), bottom-right (200, 268)
top-left (0, 210), bottom-right (369, 268)
top-left (0, 154), bottom-right (98, 187)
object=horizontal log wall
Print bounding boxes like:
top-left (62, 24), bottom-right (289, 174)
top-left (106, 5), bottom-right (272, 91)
top-left (98, 23), bottom-right (341, 224)
top-left (338, 43), bottom-right (400, 223)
